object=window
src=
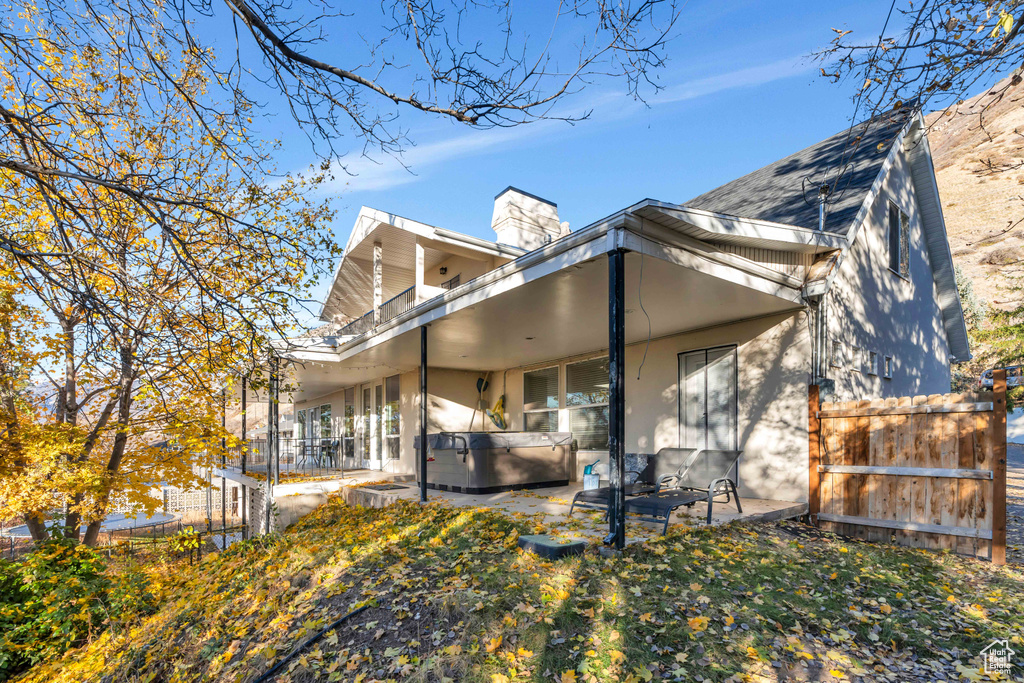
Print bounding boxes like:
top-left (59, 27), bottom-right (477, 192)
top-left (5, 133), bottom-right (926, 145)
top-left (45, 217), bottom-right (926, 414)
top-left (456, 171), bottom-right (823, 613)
top-left (850, 346), bottom-right (862, 372)
top-left (343, 387), bottom-right (356, 460)
top-left (888, 201), bottom-right (910, 278)
top-left (867, 351), bottom-right (878, 376)
top-left (296, 409), bottom-right (306, 439)
top-left (883, 356), bottom-right (894, 379)
top-left (830, 340), bottom-right (844, 368)
top-left (319, 404), bottom-right (332, 438)
top-left (567, 357), bottom-right (610, 451)
top-left (384, 375), bottom-right (401, 462)
top-left (524, 366), bottom-right (558, 431)
top-left (374, 385), bottom-right (383, 461)
top-left (362, 387), bottom-right (372, 461)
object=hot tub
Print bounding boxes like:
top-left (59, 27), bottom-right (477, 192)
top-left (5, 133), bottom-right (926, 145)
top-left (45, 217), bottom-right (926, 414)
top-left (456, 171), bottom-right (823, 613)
top-left (414, 431), bottom-right (572, 494)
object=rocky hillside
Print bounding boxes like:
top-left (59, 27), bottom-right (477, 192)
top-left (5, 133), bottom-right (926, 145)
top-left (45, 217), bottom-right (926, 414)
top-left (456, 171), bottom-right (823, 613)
top-left (927, 75), bottom-right (1024, 314)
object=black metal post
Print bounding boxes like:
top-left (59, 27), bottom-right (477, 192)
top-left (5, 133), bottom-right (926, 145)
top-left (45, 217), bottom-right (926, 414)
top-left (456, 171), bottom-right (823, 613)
top-left (272, 357), bottom-right (280, 486)
top-left (606, 248), bottom-right (627, 550)
top-left (241, 375), bottom-right (247, 540)
top-left (419, 325), bottom-right (428, 503)
top-left (221, 388), bottom-right (226, 538)
top-left (267, 360), bottom-right (277, 534)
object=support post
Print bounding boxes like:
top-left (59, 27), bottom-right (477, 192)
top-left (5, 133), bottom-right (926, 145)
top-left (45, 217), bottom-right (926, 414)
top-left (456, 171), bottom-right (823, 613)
top-left (606, 248), bottom-right (627, 549)
top-left (993, 368), bottom-right (1007, 565)
top-left (808, 384), bottom-right (821, 525)
top-left (373, 241), bottom-right (383, 326)
top-left (273, 358), bottom-right (280, 487)
top-left (420, 325), bottom-right (428, 503)
top-left (267, 359), bottom-right (278, 534)
top-left (221, 388), bottom-right (227, 537)
top-left (414, 240), bottom-right (425, 304)
top-left (241, 376), bottom-right (247, 539)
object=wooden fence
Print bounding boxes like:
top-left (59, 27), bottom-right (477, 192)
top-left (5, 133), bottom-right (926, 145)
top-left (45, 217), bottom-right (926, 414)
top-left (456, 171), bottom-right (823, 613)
top-left (808, 370), bottom-right (1007, 564)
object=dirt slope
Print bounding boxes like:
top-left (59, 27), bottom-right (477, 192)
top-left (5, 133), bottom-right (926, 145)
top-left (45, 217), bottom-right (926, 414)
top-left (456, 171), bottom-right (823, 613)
top-left (927, 76), bottom-right (1024, 313)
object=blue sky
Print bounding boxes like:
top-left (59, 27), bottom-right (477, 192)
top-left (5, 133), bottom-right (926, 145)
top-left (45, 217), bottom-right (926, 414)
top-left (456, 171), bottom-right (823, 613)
top-left (230, 0), bottom-right (986, 322)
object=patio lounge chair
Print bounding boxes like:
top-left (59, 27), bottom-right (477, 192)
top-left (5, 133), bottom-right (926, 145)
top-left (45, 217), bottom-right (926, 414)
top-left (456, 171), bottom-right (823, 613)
top-left (625, 449), bottom-right (743, 533)
top-left (567, 447), bottom-right (701, 516)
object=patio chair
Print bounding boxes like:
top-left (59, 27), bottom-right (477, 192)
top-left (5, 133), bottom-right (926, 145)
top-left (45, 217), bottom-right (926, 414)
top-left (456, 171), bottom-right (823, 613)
top-left (567, 447), bottom-right (701, 516)
top-left (325, 440), bottom-right (340, 468)
top-left (624, 449), bottom-right (743, 533)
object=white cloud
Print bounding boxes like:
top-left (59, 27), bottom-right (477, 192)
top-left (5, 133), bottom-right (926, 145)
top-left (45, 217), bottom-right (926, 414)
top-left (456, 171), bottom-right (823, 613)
top-left (653, 55), bottom-right (813, 105)
top-left (306, 55), bottom-right (814, 194)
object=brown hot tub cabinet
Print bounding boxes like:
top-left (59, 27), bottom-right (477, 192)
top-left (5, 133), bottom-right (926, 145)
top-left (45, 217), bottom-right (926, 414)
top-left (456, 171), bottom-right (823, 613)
top-left (414, 431), bottom-right (572, 494)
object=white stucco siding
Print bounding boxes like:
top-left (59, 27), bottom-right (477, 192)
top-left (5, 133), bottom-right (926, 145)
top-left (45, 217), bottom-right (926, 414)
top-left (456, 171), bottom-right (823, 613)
top-left (826, 144), bottom-right (952, 401)
top-left (478, 311), bottom-right (811, 502)
top-left (398, 367), bottom-right (492, 470)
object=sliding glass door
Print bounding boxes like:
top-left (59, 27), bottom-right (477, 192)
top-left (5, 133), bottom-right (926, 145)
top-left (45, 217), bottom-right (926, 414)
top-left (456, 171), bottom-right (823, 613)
top-left (360, 382), bottom-right (384, 470)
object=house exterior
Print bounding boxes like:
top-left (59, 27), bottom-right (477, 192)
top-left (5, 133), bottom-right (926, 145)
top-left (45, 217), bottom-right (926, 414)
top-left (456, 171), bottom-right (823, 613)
top-left (274, 108), bottom-right (969, 509)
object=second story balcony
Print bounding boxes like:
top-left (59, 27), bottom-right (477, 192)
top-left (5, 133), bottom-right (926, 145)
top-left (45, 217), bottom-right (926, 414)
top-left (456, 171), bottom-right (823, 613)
top-left (319, 207), bottom-right (526, 342)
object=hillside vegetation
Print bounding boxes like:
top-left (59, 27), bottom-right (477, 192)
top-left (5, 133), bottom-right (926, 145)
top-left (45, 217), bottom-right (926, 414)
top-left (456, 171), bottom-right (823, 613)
top-left (16, 497), bottom-right (1023, 683)
top-left (928, 76), bottom-right (1024, 322)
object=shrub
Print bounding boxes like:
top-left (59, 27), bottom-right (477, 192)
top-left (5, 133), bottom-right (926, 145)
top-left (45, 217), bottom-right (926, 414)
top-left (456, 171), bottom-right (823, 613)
top-left (0, 538), bottom-right (156, 681)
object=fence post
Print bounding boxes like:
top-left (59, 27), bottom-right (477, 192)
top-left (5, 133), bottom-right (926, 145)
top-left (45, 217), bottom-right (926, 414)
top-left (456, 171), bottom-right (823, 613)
top-left (992, 369), bottom-right (1007, 566)
top-left (808, 384), bottom-right (821, 526)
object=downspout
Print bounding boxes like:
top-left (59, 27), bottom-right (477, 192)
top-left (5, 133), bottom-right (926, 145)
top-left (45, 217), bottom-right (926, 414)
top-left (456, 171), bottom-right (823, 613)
top-left (804, 290), bottom-right (830, 391)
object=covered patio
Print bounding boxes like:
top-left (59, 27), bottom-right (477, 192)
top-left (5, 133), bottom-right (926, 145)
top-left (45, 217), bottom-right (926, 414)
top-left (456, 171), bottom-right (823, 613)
top-left (269, 208), bottom-right (842, 548)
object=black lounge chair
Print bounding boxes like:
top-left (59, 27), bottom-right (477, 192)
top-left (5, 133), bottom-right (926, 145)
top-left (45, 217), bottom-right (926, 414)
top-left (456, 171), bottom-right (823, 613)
top-left (625, 448), bottom-right (743, 533)
top-left (567, 448), bottom-right (702, 516)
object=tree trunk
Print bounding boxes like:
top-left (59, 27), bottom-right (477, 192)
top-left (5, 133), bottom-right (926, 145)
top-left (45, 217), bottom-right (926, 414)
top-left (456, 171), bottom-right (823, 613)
top-left (0, 364), bottom-right (48, 542)
top-left (82, 345), bottom-right (135, 547)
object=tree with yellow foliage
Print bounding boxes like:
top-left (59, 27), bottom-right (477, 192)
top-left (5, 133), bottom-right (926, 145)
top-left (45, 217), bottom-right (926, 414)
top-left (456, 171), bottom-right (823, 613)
top-left (0, 13), bottom-right (336, 544)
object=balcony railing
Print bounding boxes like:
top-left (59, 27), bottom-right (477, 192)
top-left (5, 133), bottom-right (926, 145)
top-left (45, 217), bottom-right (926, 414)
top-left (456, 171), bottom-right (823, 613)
top-left (333, 285), bottom-right (418, 339)
top-left (379, 286), bottom-right (416, 324)
top-left (336, 310), bottom-right (373, 337)
top-left (225, 438), bottom-right (357, 481)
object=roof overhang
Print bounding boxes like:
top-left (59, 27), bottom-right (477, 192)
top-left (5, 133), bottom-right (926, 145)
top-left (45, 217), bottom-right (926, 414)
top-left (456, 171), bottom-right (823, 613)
top-left (274, 214), bottom-right (807, 403)
top-left (628, 200), bottom-right (849, 254)
top-left (319, 206), bottom-right (525, 321)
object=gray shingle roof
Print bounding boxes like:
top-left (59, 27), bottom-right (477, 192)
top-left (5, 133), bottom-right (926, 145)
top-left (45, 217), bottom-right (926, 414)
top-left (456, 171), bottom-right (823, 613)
top-left (684, 108), bottom-right (912, 234)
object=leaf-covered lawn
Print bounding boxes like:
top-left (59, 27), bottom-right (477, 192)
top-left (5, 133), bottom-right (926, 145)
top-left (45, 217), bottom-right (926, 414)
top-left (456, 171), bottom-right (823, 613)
top-left (17, 497), bottom-right (1024, 683)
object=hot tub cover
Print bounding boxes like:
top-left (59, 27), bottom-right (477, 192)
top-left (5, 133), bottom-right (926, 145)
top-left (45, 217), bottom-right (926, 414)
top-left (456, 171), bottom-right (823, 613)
top-left (414, 431), bottom-right (572, 451)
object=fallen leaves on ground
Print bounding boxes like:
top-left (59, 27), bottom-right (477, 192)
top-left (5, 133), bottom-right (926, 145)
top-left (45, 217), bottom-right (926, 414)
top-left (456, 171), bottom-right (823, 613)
top-left (16, 499), bottom-right (1024, 683)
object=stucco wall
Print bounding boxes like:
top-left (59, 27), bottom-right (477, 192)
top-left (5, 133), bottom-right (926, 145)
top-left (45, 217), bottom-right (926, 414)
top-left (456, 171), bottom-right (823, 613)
top-left (826, 143), bottom-right (953, 401)
top-left (398, 367), bottom-right (492, 472)
top-left (478, 311), bottom-right (811, 502)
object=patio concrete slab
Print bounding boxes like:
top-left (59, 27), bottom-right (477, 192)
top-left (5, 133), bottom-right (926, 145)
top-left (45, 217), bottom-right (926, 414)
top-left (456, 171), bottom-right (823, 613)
top-left (355, 481), bottom-right (807, 545)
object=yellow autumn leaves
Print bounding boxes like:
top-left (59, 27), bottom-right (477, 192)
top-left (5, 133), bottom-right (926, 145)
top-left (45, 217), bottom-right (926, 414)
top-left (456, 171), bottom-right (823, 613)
top-left (0, 7), bottom-right (339, 536)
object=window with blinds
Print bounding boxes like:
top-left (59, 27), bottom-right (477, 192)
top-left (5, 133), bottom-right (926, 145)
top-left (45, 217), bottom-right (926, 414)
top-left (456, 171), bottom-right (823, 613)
top-left (567, 357), bottom-right (609, 450)
top-left (524, 366), bottom-right (558, 432)
top-left (888, 201), bottom-right (910, 278)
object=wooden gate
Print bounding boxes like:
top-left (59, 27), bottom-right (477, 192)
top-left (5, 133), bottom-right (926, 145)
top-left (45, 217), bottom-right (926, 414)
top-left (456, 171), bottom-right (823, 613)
top-left (808, 370), bottom-right (1007, 564)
